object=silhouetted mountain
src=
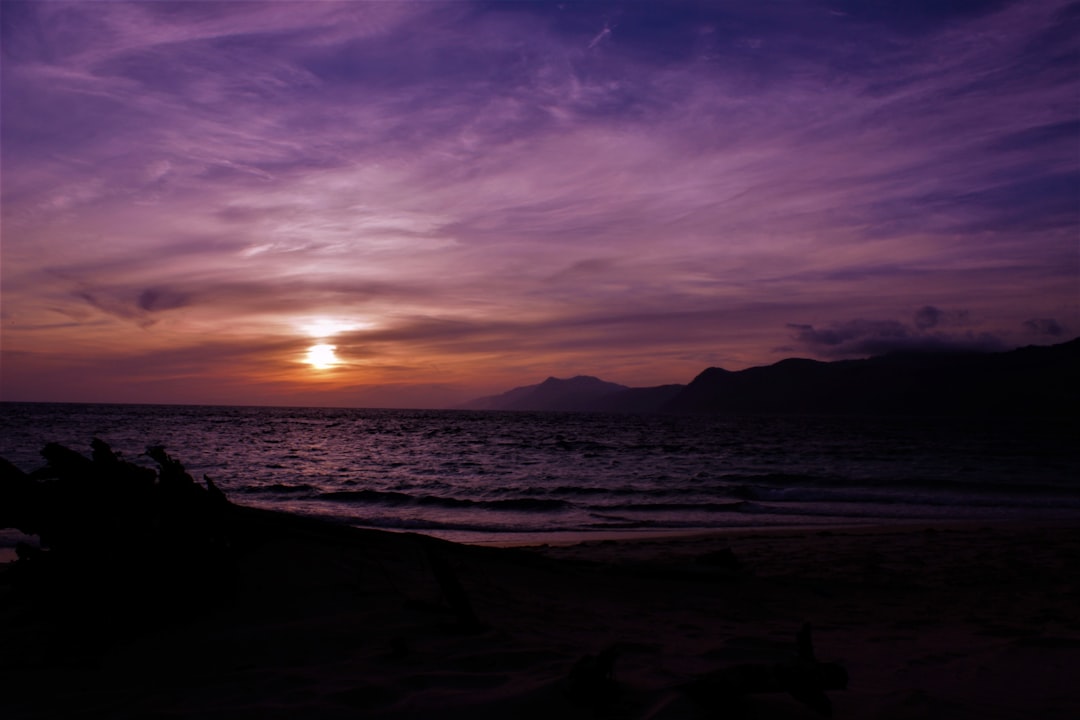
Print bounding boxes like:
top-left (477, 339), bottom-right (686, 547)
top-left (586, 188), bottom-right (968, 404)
top-left (662, 338), bottom-right (1080, 416)
top-left (461, 339), bottom-right (1079, 415)
top-left (461, 376), bottom-right (632, 412)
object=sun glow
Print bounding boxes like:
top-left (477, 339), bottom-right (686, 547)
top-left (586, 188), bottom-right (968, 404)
top-left (300, 317), bottom-right (372, 338)
top-left (305, 343), bottom-right (340, 370)
top-left (296, 316), bottom-right (371, 372)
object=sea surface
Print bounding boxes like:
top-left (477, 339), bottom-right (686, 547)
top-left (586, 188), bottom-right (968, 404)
top-left (2, 402), bottom-right (1079, 545)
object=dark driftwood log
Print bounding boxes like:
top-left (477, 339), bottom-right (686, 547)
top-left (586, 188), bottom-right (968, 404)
top-left (566, 642), bottom-right (623, 706)
top-left (423, 540), bottom-right (485, 633)
top-left (685, 623), bottom-right (848, 717)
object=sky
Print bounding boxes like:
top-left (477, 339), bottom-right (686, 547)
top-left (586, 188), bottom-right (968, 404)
top-left (1, 0), bottom-right (1078, 408)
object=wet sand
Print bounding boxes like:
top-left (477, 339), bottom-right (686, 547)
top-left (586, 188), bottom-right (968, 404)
top-left (2, 517), bottom-right (1079, 719)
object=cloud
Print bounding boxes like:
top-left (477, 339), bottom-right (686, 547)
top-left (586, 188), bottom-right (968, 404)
top-left (787, 319), bottom-right (910, 351)
top-left (788, 309), bottom-right (1008, 357)
top-left (137, 287), bottom-right (192, 313)
top-left (2, 0), bottom-right (1077, 405)
top-left (913, 305), bottom-right (970, 330)
top-left (913, 305), bottom-right (944, 330)
top-left (1023, 318), bottom-right (1065, 337)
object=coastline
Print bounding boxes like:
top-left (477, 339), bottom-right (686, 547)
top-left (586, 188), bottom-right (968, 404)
top-left (3, 513), bottom-right (1079, 718)
top-left (469, 517), bottom-right (1026, 547)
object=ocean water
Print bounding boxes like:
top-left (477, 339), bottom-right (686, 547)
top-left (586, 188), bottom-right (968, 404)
top-left (2, 402), bottom-right (1079, 544)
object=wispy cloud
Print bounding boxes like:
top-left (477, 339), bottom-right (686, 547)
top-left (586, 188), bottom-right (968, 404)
top-left (2, 0), bottom-right (1076, 405)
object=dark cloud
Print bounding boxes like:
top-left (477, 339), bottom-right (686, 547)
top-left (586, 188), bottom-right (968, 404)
top-left (68, 282), bottom-right (198, 327)
top-left (913, 305), bottom-right (943, 330)
top-left (74, 290), bottom-right (144, 324)
top-left (137, 287), bottom-right (191, 313)
top-left (788, 312), bottom-right (1007, 357)
top-left (913, 305), bottom-right (969, 330)
top-left (787, 319), bottom-right (910, 350)
top-left (1024, 318), bottom-right (1065, 336)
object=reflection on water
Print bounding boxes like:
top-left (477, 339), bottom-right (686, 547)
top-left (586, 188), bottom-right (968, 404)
top-left (2, 403), bottom-right (1078, 542)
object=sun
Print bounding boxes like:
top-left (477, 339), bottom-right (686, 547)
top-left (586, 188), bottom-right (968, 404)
top-left (305, 343), bottom-right (340, 370)
top-left (297, 316), bottom-right (368, 371)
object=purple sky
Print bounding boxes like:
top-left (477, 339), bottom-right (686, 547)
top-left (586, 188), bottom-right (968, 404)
top-left (2, 0), bottom-right (1077, 408)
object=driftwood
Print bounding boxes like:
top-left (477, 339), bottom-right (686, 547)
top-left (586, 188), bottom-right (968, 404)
top-left (685, 623), bottom-right (848, 717)
top-left (423, 540), bottom-right (486, 633)
top-left (566, 642), bottom-right (625, 707)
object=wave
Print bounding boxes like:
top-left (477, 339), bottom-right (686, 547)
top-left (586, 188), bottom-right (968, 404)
top-left (718, 472), bottom-right (843, 487)
top-left (318, 489), bottom-right (571, 512)
top-left (239, 482), bottom-right (316, 494)
top-left (548, 439), bottom-right (615, 452)
top-left (340, 514), bottom-right (558, 535)
top-left (719, 471), bottom-right (1080, 497)
top-left (492, 484), bottom-right (688, 499)
top-left (730, 484), bottom-right (1080, 509)
top-left (586, 501), bottom-right (748, 513)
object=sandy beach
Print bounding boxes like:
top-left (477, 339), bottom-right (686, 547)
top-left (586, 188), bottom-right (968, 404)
top-left (2, 513), bottom-right (1079, 719)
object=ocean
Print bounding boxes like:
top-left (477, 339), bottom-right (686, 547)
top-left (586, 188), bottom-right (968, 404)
top-left (2, 402), bottom-right (1079, 545)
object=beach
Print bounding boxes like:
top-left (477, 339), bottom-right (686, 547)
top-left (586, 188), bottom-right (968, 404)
top-left (3, 515), bottom-right (1079, 719)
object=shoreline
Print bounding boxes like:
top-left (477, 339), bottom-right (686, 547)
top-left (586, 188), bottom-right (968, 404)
top-left (2, 514), bottom-right (1072, 561)
top-left (381, 514), bottom-right (1080, 548)
top-left (3, 511), bottom-right (1079, 718)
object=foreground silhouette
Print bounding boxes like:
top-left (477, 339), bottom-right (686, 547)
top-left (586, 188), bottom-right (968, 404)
top-left (2, 440), bottom-right (233, 624)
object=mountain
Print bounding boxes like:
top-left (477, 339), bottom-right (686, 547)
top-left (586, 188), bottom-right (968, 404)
top-left (460, 376), bottom-right (632, 412)
top-left (460, 338), bottom-right (1079, 415)
top-left (662, 338), bottom-right (1080, 416)
top-left (460, 376), bottom-right (684, 413)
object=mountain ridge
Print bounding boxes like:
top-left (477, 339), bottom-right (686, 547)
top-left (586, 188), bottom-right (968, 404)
top-left (459, 338), bottom-right (1080, 415)
top-left (459, 375), bottom-right (633, 412)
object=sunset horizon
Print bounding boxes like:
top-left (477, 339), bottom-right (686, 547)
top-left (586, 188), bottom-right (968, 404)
top-left (3, 0), bottom-right (1077, 409)
top-left (4, 5), bottom-right (1079, 714)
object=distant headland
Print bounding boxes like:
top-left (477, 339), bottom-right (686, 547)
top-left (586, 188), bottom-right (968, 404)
top-left (460, 338), bottom-right (1080, 415)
